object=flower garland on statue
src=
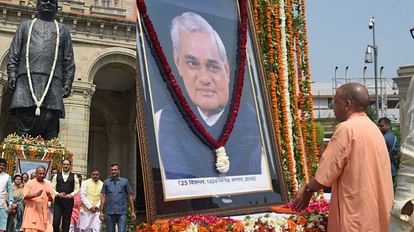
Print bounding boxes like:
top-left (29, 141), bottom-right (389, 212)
top-left (136, 0), bottom-right (247, 174)
top-left (0, 134), bottom-right (73, 175)
top-left (26, 19), bottom-right (60, 116)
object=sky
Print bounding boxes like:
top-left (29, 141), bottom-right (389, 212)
top-left (306, 0), bottom-right (414, 85)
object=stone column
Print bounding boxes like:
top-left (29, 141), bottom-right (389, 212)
top-left (105, 123), bottom-right (137, 191)
top-left (394, 65), bottom-right (414, 142)
top-left (59, 81), bottom-right (95, 175)
top-left (0, 75), bottom-right (7, 118)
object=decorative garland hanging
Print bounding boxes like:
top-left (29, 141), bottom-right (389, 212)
top-left (136, 0), bottom-right (248, 174)
top-left (252, 0), bottom-right (322, 196)
top-left (286, 0), bottom-right (309, 184)
top-left (26, 18), bottom-right (60, 116)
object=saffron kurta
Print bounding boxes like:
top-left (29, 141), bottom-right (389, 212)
top-left (21, 179), bottom-right (54, 232)
top-left (315, 112), bottom-right (393, 232)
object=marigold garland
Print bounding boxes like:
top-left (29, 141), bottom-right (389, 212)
top-left (295, 28), bottom-right (314, 180)
top-left (0, 134), bottom-right (73, 175)
top-left (298, 0), bottom-right (324, 199)
top-left (251, 0), bottom-right (323, 198)
top-left (136, 212), bottom-right (328, 232)
top-left (266, 1), bottom-right (274, 65)
top-left (266, 4), bottom-right (284, 162)
top-left (137, 0), bottom-right (323, 199)
top-left (266, 1), bottom-right (283, 160)
top-left (286, 0), bottom-right (309, 184)
top-left (270, 72), bottom-right (283, 158)
top-left (275, 0), bottom-right (298, 193)
top-left (299, 0), bottom-right (320, 168)
top-left (253, 0), bottom-right (259, 35)
top-left (270, 2), bottom-right (294, 194)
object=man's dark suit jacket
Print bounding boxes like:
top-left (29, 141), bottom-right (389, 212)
top-left (159, 102), bottom-right (262, 179)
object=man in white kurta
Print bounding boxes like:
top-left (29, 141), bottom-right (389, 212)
top-left (0, 158), bottom-right (13, 232)
top-left (78, 169), bottom-right (103, 232)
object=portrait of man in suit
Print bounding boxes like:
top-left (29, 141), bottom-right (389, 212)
top-left (156, 12), bottom-right (263, 180)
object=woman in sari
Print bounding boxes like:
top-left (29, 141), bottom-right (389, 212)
top-left (7, 174), bottom-right (24, 232)
top-left (21, 173), bottom-right (29, 187)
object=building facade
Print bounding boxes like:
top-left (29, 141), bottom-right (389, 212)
top-left (0, 0), bottom-right (140, 193)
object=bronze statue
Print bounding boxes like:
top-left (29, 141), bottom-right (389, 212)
top-left (7, 0), bottom-right (75, 140)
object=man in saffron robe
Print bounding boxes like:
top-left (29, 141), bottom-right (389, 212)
top-left (291, 83), bottom-right (393, 231)
top-left (21, 166), bottom-right (54, 232)
top-left (79, 169), bottom-right (103, 232)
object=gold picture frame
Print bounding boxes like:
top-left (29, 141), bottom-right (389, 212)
top-left (18, 159), bottom-right (51, 180)
top-left (135, 0), bottom-right (288, 222)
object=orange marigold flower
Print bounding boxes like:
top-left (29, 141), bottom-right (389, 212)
top-left (232, 221), bottom-right (245, 232)
top-left (287, 219), bottom-right (297, 232)
top-left (170, 221), bottom-right (188, 232)
top-left (296, 216), bottom-right (307, 226)
top-left (136, 224), bottom-right (153, 232)
top-left (211, 220), bottom-right (228, 232)
top-left (198, 226), bottom-right (209, 232)
top-left (151, 224), bottom-right (159, 232)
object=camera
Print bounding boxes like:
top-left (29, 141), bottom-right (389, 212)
top-left (368, 17), bottom-right (375, 29)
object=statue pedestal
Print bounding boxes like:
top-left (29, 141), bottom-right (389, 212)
top-left (0, 133), bottom-right (73, 176)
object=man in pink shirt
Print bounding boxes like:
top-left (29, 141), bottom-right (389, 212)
top-left (292, 83), bottom-right (393, 231)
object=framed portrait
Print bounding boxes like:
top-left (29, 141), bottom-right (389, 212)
top-left (135, 0), bottom-right (288, 221)
top-left (18, 159), bottom-right (51, 180)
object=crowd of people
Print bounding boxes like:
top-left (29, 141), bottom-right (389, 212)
top-left (0, 159), bottom-right (135, 232)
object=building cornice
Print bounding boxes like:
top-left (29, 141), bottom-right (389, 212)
top-left (0, 2), bottom-right (136, 48)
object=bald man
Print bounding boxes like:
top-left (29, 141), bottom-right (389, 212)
top-left (292, 83), bottom-right (393, 231)
top-left (21, 166), bottom-right (54, 232)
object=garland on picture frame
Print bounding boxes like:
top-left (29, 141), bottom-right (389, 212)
top-left (137, 0), bottom-right (322, 198)
top-left (0, 133), bottom-right (73, 175)
top-left (136, 0), bottom-right (248, 163)
top-left (253, 0), bottom-right (321, 198)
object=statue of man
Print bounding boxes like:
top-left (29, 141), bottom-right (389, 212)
top-left (7, 0), bottom-right (75, 140)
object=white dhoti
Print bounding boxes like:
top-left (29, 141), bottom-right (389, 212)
top-left (79, 178), bottom-right (103, 232)
top-left (78, 208), bottom-right (101, 231)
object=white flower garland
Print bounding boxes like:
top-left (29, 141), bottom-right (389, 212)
top-left (215, 146), bottom-right (229, 173)
top-left (1, 144), bottom-right (5, 159)
top-left (279, 0), bottom-right (298, 190)
top-left (26, 18), bottom-right (60, 116)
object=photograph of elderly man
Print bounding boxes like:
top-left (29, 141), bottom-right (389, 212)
top-left (156, 12), bottom-right (262, 179)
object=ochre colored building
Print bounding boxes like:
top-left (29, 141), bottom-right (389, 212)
top-left (0, 0), bottom-right (142, 197)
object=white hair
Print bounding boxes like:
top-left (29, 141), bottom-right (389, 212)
top-left (170, 12), bottom-right (227, 63)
